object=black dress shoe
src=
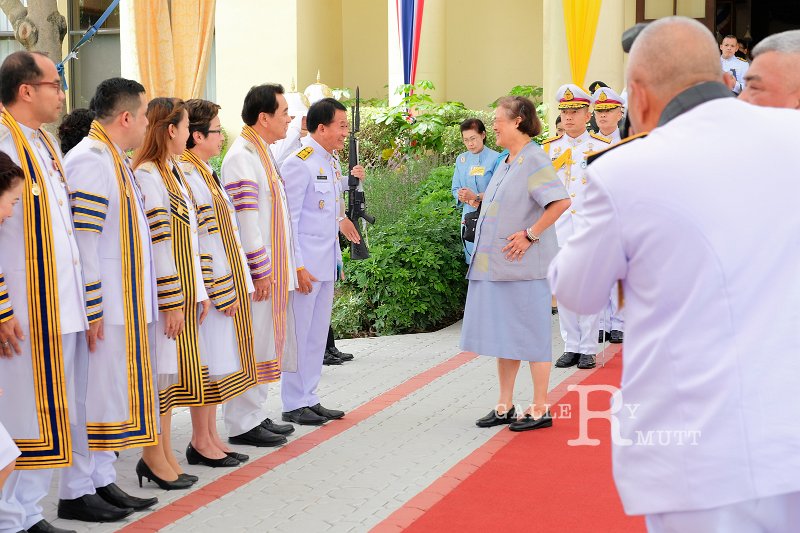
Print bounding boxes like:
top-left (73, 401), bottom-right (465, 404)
top-left (186, 443), bottom-right (240, 467)
top-left (476, 406), bottom-right (516, 428)
top-left (323, 352), bottom-right (343, 365)
top-left (96, 482), bottom-right (157, 511)
top-left (27, 520), bottom-right (76, 533)
top-left (225, 451), bottom-right (250, 462)
top-left (327, 346), bottom-right (354, 361)
top-left (577, 353), bottom-right (596, 369)
top-left (57, 493), bottom-right (134, 522)
top-left (261, 417), bottom-right (295, 435)
top-left (554, 352), bottom-right (581, 368)
top-left (229, 425), bottom-right (288, 447)
top-left (308, 403), bottom-right (345, 420)
top-left (609, 330), bottom-right (624, 344)
top-left (178, 473), bottom-right (198, 484)
top-left (135, 459), bottom-right (193, 490)
top-left (509, 410), bottom-right (553, 432)
top-left (282, 407), bottom-right (327, 425)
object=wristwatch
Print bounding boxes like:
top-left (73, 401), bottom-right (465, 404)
top-left (336, 216), bottom-right (346, 223)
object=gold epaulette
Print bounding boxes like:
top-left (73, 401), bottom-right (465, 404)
top-left (87, 138), bottom-right (108, 154)
top-left (540, 133), bottom-right (563, 145)
top-left (180, 161), bottom-right (195, 175)
top-left (296, 146), bottom-right (314, 160)
top-left (137, 160), bottom-right (157, 173)
top-left (587, 132), bottom-right (649, 165)
top-left (590, 132), bottom-right (612, 144)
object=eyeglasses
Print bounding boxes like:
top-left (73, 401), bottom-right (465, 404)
top-left (207, 129), bottom-right (222, 134)
top-left (26, 81), bottom-right (64, 93)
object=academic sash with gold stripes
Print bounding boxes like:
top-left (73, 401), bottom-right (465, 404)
top-left (84, 122), bottom-right (157, 449)
top-left (154, 159), bottom-right (208, 412)
top-left (180, 150), bottom-right (258, 403)
top-left (0, 110), bottom-right (72, 469)
top-left (240, 126), bottom-right (290, 368)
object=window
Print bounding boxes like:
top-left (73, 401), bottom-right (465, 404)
top-left (636, 0), bottom-right (714, 30)
top-left (67, 0), bottom-right (121, 109)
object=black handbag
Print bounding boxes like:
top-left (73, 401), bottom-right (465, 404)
top-left (461, 202), bottom-right (482, 243)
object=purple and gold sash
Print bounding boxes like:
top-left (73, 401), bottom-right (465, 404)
top-left (239, 126), bottom-right (290, 368)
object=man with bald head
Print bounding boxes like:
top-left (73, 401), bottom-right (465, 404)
top-left (550, 17), bottom-right (800, 532)
top-left (740, 30), bottom-right (800, 109)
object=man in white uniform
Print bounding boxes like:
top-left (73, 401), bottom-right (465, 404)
top-left (590, 86), bottom-right (625, 345)
top-left (220, 84), bottom-right (297, 446)
top-left (549, 17), bottom-right (800, 532)
top-left (280, 98), bottom-right (350, 425)
top-left (541, 84), bottom-right (611, 370)
top-left (0, 51), bottom-right (87, 533)
top-left (740, 30), bottom-right (800, 110)
top-left (58, 78), bottom-right (159, 522)
top-left (720, 34), bottom-right (749, 95)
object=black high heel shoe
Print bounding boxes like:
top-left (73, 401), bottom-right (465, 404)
top-left (186, 443), bottom-right (240, 467)
top-left (179, 473), bottom-right (199, 484)
top-left (135, 459), bottom-right (193, 490)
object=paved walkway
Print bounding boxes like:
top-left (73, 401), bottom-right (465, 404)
top-left (42, 317), bottom-right (613, 532)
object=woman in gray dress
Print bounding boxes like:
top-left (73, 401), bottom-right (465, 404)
top-left (461, 96), bottom-right (571, 432)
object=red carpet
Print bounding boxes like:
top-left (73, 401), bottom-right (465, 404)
top-left (376, 351), bottom-right (646, 533)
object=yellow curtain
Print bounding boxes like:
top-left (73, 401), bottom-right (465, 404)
top-left (171, 0), bottom-right (216, 100)
top-left (562, 0), bottom-right (603, 89)
top-left (133, 0), bottom-right (216, 100)
top-left (133, 0), bottom-right (175, 97)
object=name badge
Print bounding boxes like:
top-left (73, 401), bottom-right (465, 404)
top-left (469, 166), bottom-right (485, 176)
top-left (316, 175), bottom-right (327, 181)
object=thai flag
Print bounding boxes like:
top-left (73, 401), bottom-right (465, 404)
top-left (396, 0), bottom-right (425, 85)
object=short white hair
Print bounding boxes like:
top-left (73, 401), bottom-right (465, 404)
top-left (752, 30), bottom-right (800, 58)
top-left (628, 17), bottom-right (721, 100)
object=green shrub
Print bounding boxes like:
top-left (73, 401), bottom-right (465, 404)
top-left (332, 165), bottom-right (467, 336)
top-left (361, 158), bottom-right (437, 227)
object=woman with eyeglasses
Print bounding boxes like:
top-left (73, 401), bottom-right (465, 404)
top-left (178, 99), bottom-right (258, 468)
top-left (451, 118), bottom-right (499, 263)
top-left (462, 96), bottom-right (571, 432)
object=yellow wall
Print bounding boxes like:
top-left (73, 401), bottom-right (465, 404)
top-left (297, 0), bottom-right (344, 91)
top-left (215, 0), bottom-right (299, 134)
top-left (414, 0), bottom-right (447, 101)
top-left (342, 0), bottom-right (388, 100)
top-left (445, 0), bottom-right (544, 110)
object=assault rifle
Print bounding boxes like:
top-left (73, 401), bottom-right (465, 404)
top-left (346, 87), bottom-right (374, 260)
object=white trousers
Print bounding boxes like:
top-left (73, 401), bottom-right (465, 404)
top-left (0, 332), bottom-right (86, 532)
top-left (558, 305), bottom-right (601, 354)
top-left (223, 383), bottom-right (269, 437)
top-left (281, 281), bottom-right (334, 412)
top-left (58, 451), bottom-right (116, 500)
top-left (0, 470), bottom-right (51, 533)
top-left (600, 283), bottom-right (625, 332)
top-left (646, 491), bottom-right (800, 533)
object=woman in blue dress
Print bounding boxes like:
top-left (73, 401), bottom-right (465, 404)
top-left (451, 118), bottom-right (499, 263)
top-left (461, 97), bottom-right (571, 432)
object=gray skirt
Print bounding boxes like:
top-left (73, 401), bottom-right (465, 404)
top-left (460, 279), bottom-right (552, 362)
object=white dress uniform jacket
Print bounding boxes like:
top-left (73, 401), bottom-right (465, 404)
top-left (720, 54), bottom-right (749, 94)
top-left (0, 118), bottom-right (88, 532)
top-left (282, 135), bottom-right (343, 281)
top-left (549, 95), bottom-right (800, 516)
